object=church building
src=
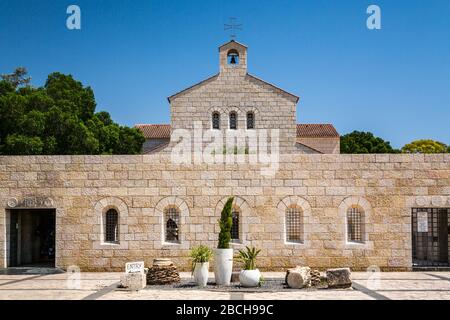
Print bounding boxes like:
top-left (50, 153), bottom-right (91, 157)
top-left (136, 40), bottom-right (340, 155)
top-left (0, 41), bottom-right (449, 272)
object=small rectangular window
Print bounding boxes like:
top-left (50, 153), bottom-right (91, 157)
top-left (347, 207), bottom-right (364, 243)
top-left (212, 112), bottom-right (220, 130)
top-left (286, 207), bottom-right (302, 243)
top-left (165, 207), bottom-right (180, 243)
top-left (229, 112), bottom-right (237, 130)
top-left (231, 210), bottom-right (240, 241)
top-left (246, 112), bottom-right (254, 129)
top-left (105, 209), bottom-right (119, 243)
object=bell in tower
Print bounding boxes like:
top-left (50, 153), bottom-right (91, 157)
top-left (227, 49), bottom-right (239, 65)
top-left (219, 40), bottom-right (247, 73)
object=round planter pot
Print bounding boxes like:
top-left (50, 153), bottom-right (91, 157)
top-left (239, 269), bottom-right (261, 287)
top-left (214, 248), bottom-right (233, 286)
top-left (193, 262), bottom-right (209, 287)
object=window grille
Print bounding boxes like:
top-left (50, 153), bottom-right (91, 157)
top-left (231, 209), bottom-right (240, 241)
top-left (165, 207), bottom-right (180, 243)
top-left (347, 207), bottom-right (364, 243)
top-left (286, 206), bottom-right (302, 243)
top-left (229, 112), bottom-right (237, 130)
top-left (412, 208), bottom-right (450, 267)
top-left (247, 112), bottom-right (254, 129)
top-left (212, 112), bottom-right (220, 130)
top-left (105, 209), bottom-right (119, 243)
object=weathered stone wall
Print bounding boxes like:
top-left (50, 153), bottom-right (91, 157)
top-left (1, 154), bottom-right (449, 272)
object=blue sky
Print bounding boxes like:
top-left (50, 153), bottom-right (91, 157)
top-left (1, 0), bottom-right (449, 148)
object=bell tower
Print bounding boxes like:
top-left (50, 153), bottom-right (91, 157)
top-left (219, 40), bottom-right (247, 75)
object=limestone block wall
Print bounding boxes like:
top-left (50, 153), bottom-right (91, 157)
top-left (169, 74), bottom-right (298, 155)
top-left (0, 154), bottom-right (449, 272)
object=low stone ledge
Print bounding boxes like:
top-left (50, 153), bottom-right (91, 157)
top-left (119, 273), bottom-right (147, 291)
top-left (326, 268), bottom-right (352, 289)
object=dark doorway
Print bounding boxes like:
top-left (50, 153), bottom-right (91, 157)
top-left (412, 208), bottom-right (449, 268)
top-left (8, 209), bottom-right (56, 268)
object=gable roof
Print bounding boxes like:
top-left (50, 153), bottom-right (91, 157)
top-left (167, 73), bottom-right (299, 103)
top-left (135, 124), bottom-right (171, 139)
top-left (297, 124), bottom-right (339, 138)
top-left (246, 74), bottom-right (299, 103)
top-left (167, 74), bottom-right (219, 103)
top-left (218, 40), bottom-right (248, 50)
top-left (136, 123), bottom-right (339, 139)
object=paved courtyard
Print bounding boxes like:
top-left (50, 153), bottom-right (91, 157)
top-left (0, 270), bottom-right (449, 300)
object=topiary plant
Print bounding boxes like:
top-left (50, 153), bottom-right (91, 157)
top-left (218, 197), bottom-right (234, 249)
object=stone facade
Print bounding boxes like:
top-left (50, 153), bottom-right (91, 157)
top-left (167, 41), bottom-right (299, 154)
top-left (1, 154), bottom-right (449, 271)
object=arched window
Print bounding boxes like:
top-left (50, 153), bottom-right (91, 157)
top-left (285, 206), bottom-right (303, 243)
top-left (105, 209), bottom-right (119, 243)
top-left (212, 112), bottom-right (220, 130)
top-left (229, 112), bottom-right (237, 130)
top-left (165, 206), bottom-right (180, 243)
top-left (246, 112), bottom-right (254, 129)
top-left (227, 49), bottom-right (239, 65)
top-left (347, 206), bottom-right (365, 243)
top-left (231, 207), bottom-right (240, 242)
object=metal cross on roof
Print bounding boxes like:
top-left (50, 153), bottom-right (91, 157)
top-left (224, 17), bottom-right (242, 39)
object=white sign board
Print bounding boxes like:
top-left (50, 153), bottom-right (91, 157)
top-left (417, 212), bottom-right (428, 233)
top-left (125, 261), bottom-right (145, 274)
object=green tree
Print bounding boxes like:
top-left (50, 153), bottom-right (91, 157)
top-left (0, 80), bottom-right (15, 96)
top-left (1, 67), bottom-right (31, 88)
top-left (2, 134), bottom-right (43, 155)
top-left (401, 140), bottom-right (448, 154)
top-left (340, 131), bottom-right (397, 154)
top-left (0, 67), bottom-right (144, 155)
top-left (45, 72), bottom-right (96, 121)
top-left (218, 197), bottom-right (234, 249)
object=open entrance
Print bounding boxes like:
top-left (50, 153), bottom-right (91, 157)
top-left (8, 209), bottom-right (56, 268)
top-left (412, 208), bottom-right (450, 268)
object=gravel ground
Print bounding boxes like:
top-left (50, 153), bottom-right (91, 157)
top-left (140, 278), bottom-right (330, 292)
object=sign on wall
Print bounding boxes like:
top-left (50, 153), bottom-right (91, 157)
top-left (417, 211), bottom-right (429, 233)
top-left (125, 261), bottom-right (145, 274)
top-left (7, 197), bottom-right (54, 209)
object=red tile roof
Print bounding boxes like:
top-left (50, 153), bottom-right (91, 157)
top-left (297, 124), bottom-right (339, 138)
top-left (136, 124), bottom-right (339, 139)
top-left (135, 124), bottom-right (171, 139)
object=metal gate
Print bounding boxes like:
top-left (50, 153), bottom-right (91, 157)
top-left (412, 208), bottom-right (449, 267)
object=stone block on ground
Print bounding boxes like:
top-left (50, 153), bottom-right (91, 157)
top-left (147, 259), bottom-right (181, 285)
top-left (326, 268), bottom-right (352, 289)
top-left (310, 269), bottom-right (321, 287)
top-left (285, 266), bottom-right (311, 289)
top-left (119, 272), bottom-right (146, 291)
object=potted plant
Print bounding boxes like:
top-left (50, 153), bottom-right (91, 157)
top-left (214, 197), bottom-right (234, 285)
top-left (238, 246), bottom-right (262, 287)
top-left (190, 245), bottom-right (212, 287)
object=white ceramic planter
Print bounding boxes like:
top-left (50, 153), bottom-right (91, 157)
top-left (239, 269), bottom-right (261, 287)
top-left (214, 248), bottom-right (233, 286)
top-left (193, 262), bottom-right (209, 287)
